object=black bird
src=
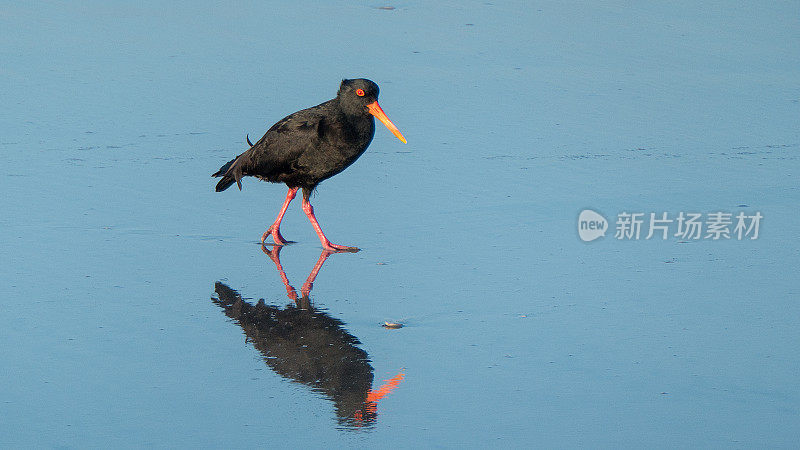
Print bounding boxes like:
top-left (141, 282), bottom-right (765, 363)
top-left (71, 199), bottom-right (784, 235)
top-left (212, 78), bottom-right (406, 252)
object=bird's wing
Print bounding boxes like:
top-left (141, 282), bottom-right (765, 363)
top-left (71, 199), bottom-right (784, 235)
top-left (240, 105), bottom-right (332, 177)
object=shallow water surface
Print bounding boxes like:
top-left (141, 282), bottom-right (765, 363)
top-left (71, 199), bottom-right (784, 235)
top-left (2, 1), bottom-right (799, 447)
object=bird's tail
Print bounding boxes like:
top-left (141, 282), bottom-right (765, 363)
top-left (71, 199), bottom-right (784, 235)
top-left (212, 156), bottom-right (244, 192)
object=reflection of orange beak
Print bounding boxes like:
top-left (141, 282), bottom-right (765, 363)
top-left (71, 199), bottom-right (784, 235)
top-left (366, 372), bottom-right (405, 402)
top-left (367, 101), bottom-right (407, 144)
top-left (353, 371), bottom-right (405, 424)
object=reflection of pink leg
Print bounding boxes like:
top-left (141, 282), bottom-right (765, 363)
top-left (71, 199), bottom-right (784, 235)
top-left (301, 250), bottom-right (334, 298)
top-left (261, 245), bottom-right (298, 300)
top-left (261, 188), bottom-right (298, 245)
top-left (301, 197), bottom-right (359, 252)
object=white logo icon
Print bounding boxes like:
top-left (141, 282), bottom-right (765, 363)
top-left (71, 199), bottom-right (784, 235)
top-left (578, 209), bottom-right (608, 242)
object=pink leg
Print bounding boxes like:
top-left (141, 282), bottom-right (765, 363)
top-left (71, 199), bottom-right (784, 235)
top-left (301, 197), bottom-right (359, 252)
top-left (261, 188), bottom-right (298, 245)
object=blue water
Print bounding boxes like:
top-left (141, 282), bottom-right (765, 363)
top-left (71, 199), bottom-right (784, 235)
top-left (1, 1), bottom-right (799, 447)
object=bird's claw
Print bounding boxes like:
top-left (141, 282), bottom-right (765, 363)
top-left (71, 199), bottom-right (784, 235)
top-left (261, 224), bottom-right (289, 245)
top-left (323, 243), bottom-right (360, 253)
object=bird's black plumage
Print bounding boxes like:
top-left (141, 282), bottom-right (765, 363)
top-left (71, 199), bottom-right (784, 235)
top-left (213, 79), bottom-right (381, 200)
top-left (212, 78), bottom-right (405, 251)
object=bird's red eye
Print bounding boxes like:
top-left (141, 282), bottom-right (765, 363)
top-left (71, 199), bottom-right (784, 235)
top-left (356, 89), bottom-right (365, 97)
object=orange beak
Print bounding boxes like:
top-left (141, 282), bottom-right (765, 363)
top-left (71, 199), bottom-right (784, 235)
top-left (366, 101), bottom-right (407, 144)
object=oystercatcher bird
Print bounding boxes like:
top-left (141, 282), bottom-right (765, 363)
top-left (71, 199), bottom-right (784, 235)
top-left (213, 78), bottom-right (406, 252)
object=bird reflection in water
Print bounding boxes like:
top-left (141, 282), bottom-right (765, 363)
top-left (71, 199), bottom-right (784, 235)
top-left (212, 246), bottom-right (403, 428)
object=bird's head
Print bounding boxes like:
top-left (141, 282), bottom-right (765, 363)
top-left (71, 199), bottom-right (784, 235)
top-left (338, 78), bottom-right (406, 144)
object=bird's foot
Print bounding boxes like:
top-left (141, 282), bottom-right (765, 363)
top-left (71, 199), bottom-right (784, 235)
top-left (322, 242), bottom-right (360, 253)
top-left (261, 224), bottom-right (290, 245)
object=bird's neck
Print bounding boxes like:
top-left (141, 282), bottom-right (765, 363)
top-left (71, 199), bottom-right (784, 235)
top-left (335, 99), bottom-right (374, 134)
